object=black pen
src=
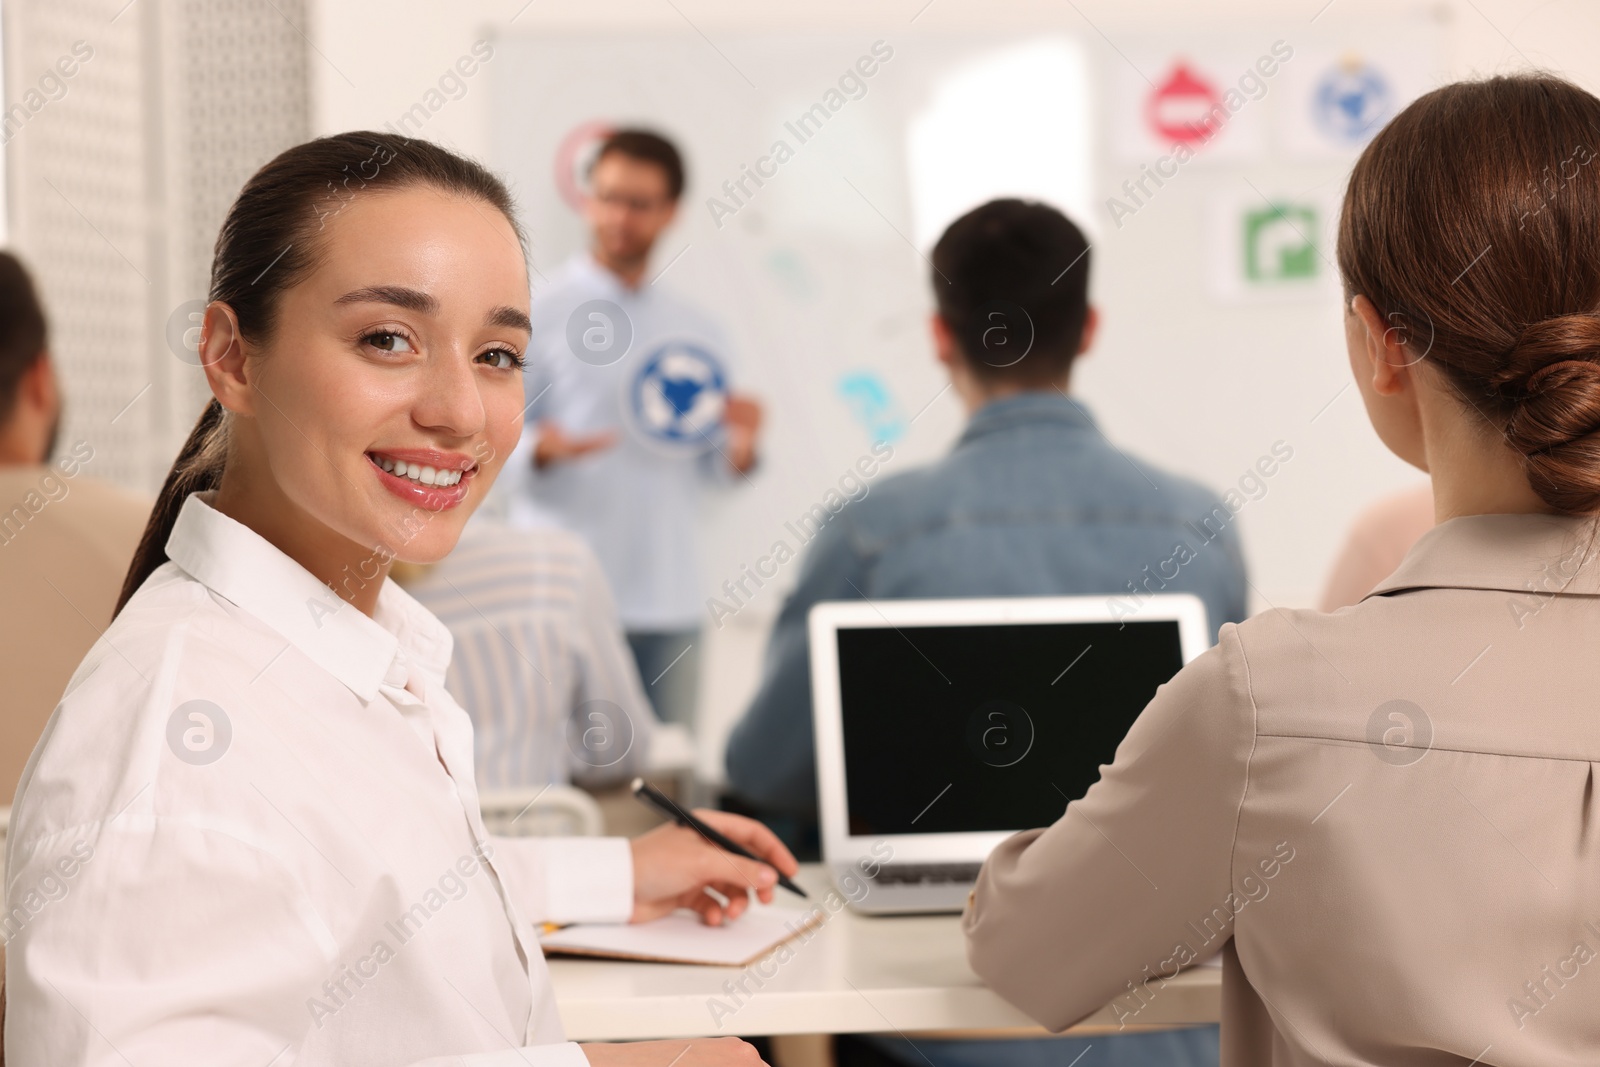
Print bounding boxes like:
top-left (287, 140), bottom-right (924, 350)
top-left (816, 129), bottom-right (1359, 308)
top-left (630, 777), bottom-right (808, 899)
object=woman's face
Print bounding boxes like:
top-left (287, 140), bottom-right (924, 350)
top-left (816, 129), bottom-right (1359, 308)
top-left (210, 185), bottom-right (530, 566)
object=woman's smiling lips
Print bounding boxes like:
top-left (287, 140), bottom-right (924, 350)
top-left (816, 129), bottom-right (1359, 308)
top-left (366, 447), bottom-right (476, 510)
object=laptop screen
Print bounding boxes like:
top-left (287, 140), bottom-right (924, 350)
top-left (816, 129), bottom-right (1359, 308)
top-left (837, 619), bottom-right (1185, 837)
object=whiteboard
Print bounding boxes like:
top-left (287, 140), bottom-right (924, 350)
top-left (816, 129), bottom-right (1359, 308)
top-left (487, 23), bottom-right (1445, 623)
top-left (488, 31), bottom-right (1095, 621)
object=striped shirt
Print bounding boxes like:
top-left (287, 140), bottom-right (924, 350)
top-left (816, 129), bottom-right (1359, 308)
top-left (401, 523), bottom-right (656, 791)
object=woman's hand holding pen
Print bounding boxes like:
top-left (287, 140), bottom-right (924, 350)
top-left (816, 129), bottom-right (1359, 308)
top-left (628, 808), bottom-right (799, 925)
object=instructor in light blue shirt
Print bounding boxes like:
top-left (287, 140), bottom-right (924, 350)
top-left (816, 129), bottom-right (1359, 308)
top-left (508, 129), bottom-right (762, 731)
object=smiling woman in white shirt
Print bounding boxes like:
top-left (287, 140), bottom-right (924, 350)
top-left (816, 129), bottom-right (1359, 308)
top-left (2, 132), bottom-right (795, 1067)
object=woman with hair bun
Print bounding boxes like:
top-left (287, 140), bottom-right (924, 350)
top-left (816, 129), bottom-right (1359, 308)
top-left (966, 74), bottom-right (1600, 1062)
top-left (3, 132), bottom-right (793, 1066)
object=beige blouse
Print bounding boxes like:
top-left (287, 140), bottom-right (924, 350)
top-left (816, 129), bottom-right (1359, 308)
top-left (966, 512), bottom-right (1600, 1064)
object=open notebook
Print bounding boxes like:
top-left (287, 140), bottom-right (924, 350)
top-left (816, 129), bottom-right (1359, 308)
top-left (539, 904), bottom-right (825, 966)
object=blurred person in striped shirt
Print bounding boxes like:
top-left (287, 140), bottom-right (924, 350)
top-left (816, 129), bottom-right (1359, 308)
top-left (394, 522), bottom-right (658, 790)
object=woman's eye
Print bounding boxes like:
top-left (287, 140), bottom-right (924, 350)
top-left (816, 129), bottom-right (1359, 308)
top-left (479, 347), bottom-right (524, 370)
top-left (363, 331), bottom-right (415, 354)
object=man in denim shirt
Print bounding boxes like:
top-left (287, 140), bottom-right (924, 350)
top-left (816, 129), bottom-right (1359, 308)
top-left (725, 199), bottom-right (1247, 1066)
top-left (727, 197), bottom-right (1248, 820)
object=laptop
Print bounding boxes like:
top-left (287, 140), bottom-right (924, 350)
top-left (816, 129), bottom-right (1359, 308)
top-left (809, 594), bottom-right (1208, 914)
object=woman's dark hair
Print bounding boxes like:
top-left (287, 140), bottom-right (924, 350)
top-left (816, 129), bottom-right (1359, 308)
top-left (930, 198), bottom-right (1092, 388)
top-left (114, 132), bottom-right (524, 616)
top-left (1337, 73), bottom-right (1600, 513)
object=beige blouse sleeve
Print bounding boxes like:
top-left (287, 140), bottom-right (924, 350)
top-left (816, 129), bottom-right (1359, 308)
top-left (962, 623), bottom-right (1257, 1030)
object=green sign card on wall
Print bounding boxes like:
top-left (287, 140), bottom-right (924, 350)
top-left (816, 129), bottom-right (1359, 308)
top-left (1243, 203), bottom-right (1319, 282)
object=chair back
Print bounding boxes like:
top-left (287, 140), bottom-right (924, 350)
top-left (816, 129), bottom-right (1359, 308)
top-left (479, 785), bottom-right (603, 837)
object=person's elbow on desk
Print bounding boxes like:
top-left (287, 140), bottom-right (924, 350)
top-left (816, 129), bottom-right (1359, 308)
top-left (961, 831), bottom-right (1109, 1034)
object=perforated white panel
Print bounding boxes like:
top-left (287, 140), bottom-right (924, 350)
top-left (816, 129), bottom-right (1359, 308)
top-left (4, 0), bottom-right (308, 492)
top-left (159, 0), bottom-right (310, 465)
top-left (5, 1), bottom-right (150, 487)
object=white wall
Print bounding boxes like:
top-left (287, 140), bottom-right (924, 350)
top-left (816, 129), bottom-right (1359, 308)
top-left (5, 0), bottom-right (311, 492)
top-left (306, 0), bottom-right (1600, 780)
top-left (306, 0), bottom-right (1600, 617)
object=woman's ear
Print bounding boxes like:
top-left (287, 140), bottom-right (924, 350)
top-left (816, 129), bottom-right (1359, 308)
top-left (198, 302), bottom-right (254, 416)
top-left (1349, 295), bottom-right (1415, 397)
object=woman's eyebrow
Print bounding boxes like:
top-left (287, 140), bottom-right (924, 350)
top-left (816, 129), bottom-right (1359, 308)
top-left (334, 286), bottom-right (529, 333)
top-left (335, 285), bottom-right (438, 314)
top-left (488, 305), bottom-right (531, 332)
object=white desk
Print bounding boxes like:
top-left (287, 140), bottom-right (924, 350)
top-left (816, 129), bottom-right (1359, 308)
top-left (548, 865), bottom-right (1220, 1040)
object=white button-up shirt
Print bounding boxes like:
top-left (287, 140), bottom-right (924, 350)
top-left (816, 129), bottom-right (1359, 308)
top-left (4, 492), bottom-right (633, 1066)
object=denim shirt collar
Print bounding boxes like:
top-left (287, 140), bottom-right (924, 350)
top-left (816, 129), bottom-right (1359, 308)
top-left (957, 390), bottom-right (1100, 448)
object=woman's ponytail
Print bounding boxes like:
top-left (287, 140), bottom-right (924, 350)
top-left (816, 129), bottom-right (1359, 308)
top-left (113, 398), bottom-right (228, 617)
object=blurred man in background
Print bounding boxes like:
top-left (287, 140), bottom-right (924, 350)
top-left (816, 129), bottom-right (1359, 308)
top-left (726, 199), bottom-right (1249, 834)
top-left (394, 521), bottom-right (659, 792)
top-left (725, 197), bottom-right (1240, 1067)
top-left (0, 250), bottom-right (149, 805)
top-left (509, 128), bottom-right (762, 734)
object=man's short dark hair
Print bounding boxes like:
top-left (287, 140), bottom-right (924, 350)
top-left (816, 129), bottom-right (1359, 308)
top-left (930, 199), bottom-right (1091, 386)
top-left (592, 128), bottom-right (686, 202)
top-left (0, 251), bottom-right (47, 425)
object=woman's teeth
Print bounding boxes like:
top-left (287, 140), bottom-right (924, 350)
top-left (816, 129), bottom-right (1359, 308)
top-left (373, 454), bottom-right (464, 487)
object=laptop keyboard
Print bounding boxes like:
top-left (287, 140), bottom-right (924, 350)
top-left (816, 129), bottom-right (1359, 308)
top-left (867, 862), bottom-right (984, 886)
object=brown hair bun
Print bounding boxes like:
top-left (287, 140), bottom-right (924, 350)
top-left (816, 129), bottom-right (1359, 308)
top-left (1499, 315), bottom-right (1600, 511)
top-left (1337, 74), bottom-right (1600, 514)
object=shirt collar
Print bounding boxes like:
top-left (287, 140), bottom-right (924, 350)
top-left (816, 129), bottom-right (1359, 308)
top-left (1364, 511), bottom-right (1600, 600)
top-left (958, 390), bottom-right (1099, 447)
top-left (165, 492), bottom-right (454, 702)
